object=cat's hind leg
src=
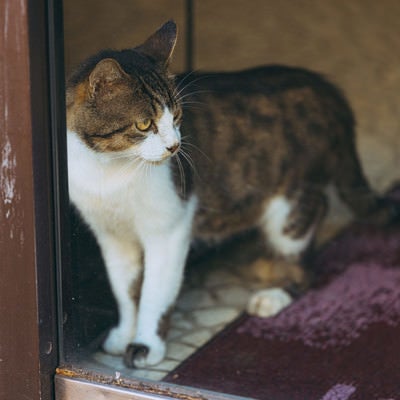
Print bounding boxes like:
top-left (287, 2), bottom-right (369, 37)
top-left (262, 189), bottom-right (327, 259)
top-left (248, 189), bottom-right (326, 317)
top-left (98, 236), bottom-right (143, 356)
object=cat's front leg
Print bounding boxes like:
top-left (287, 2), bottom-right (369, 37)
top-left (124, 210), bottom-right (194, 368)
top-left (96, 235), bottom-right (143, 356)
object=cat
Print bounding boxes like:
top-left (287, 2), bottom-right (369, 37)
top-left (66, 20), bottom-right (398, 368)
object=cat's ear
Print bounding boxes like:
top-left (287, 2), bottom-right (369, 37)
top-left (88, 58), bottom-right (128, 97)
top-left (135, 20), bottom-right (177, 66)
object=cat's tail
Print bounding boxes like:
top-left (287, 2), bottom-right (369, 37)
top-left (333, 137), bottom-right (400, 226)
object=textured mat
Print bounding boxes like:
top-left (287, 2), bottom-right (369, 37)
top-left (165, 218), bottom-right (400, 399)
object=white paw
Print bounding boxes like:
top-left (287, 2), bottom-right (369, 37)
top-left (124, 337), bottom-right (166, 368)
top-left (247, 288), bottom-right (292, 318)
top-left (103, 326), bottom-right (135, 355)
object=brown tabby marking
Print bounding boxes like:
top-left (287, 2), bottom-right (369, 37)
top-left (171, 65), bottom-right (396, 245)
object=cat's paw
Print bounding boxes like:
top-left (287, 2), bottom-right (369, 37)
top-left (103, 326), bottom-right (135, 355)
top-left (247, 288), bottom-right (292, 318)
top-left (124, 338), bottom-right (166, 368)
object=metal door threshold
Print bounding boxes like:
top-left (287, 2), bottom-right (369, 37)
top-left (55, 374), bottom-right (251, 400)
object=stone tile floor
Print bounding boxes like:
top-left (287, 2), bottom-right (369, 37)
top-left (82, 233), bottom-right (305, 381)
top-left (86, 267), bottom-right (254, 381)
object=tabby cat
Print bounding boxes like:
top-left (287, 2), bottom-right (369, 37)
top-left (66, 21), bottom-right (396, 367)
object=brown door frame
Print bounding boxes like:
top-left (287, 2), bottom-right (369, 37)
top-left (0, 1), bottom-right (65, 399)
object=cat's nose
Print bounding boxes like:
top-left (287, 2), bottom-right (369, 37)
top-left (166, 143), bottom-right (180, 154)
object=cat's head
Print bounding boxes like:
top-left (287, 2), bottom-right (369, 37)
top-left (66, 21), bottom-right (182, 163)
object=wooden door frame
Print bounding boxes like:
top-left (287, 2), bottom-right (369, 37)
top-left (0, 0), bottom-right (64, 398)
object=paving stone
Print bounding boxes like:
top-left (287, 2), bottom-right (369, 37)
top-left (132, 369), bottom-right (167, 381)
top-left (214, 286), bottom-right (250, 308)
top-left (193, 307), bottom-right (240, 328)
top-left (170, 312), bottom-right (194, 331)
top-left (166, 342), bottom-right (196, 361)
top-left (176, 289), bottom-right (216, 311)
top-left (92, 351), bottom-right (125, 370)
top-left (151, 358), bottom-right (180, 372)
top-left (166, 328), bottom-right (185, 341)
top-left (179, 329), bottom-right (213, 347)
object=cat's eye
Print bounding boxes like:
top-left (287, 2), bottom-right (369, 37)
top-left (135, 119), bottom-right (152, 132)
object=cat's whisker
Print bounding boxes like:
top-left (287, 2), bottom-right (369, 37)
top-left (180, 100), bottom-right (206, 106)
top-left (134, 158), bottom-right (143, 174)
top-left (110, 154), bottom-right (143, 186)
top-left (175, 154), bottom-right (186, 198)
top-left (180, 101), bottom-right (207, 111)
top-left (176, 90), bottom-right (211, 103)
top-left (174, 72), bottom-right (207, 98)
top-left (146, 160), bottom-right (154, 184)
top-left (138, 159), bottom-right (150, 185)
top-left (139, 159), bottom-right (147, 183)
top-left (106, 153), bottom-right (132, 161)
top-left (178, 148), bottom-right (198, 178)
top-left (173, 70), bottom-right (199, 97)
top-left (138, 157), bottom-right (154, 187)
top-left (174, 74), bottom-right (212, 100)
top-left (181, 105), bottom-right (207, 113)
top-left (181, 140), bottom-right (212, 163)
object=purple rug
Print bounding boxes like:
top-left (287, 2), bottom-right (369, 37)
top-left (165, 189), bottom-right (400, 399)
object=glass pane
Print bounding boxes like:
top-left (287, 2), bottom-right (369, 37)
top-left (60, 1), bottom-right (400, 398)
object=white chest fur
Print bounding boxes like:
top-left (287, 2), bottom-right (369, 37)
top-left (67, 130), bottom-right (195, 242)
